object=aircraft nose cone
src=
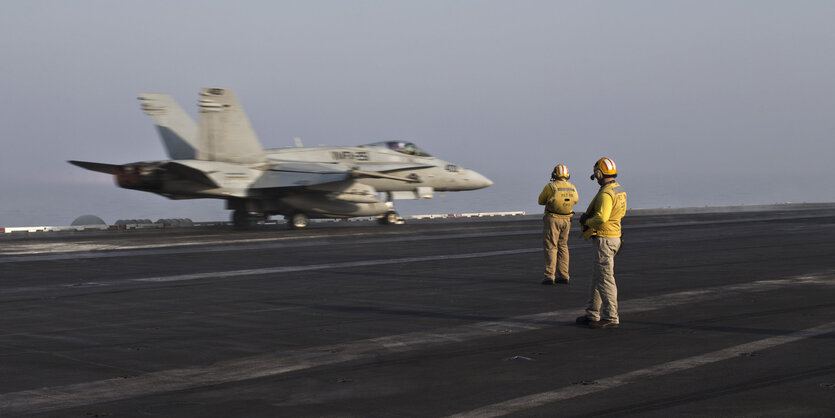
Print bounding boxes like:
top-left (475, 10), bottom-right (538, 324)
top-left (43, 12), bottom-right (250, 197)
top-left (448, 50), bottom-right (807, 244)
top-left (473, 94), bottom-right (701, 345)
top-left (467, 170), bottom-right (493, 189)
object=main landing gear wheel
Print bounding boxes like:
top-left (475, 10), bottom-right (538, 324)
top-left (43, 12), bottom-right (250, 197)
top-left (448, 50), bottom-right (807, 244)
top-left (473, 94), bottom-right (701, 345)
top-left (379, 211), bottom-right (400, 225)
top-left (288, 213), bottom-right (309, 229)
top-left (232, 210), bottom-right (254, 228)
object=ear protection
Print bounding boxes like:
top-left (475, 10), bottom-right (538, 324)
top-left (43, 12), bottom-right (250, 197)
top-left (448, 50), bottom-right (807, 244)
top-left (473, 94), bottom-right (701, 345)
top-left (590, 157), bottom-right (616, 180)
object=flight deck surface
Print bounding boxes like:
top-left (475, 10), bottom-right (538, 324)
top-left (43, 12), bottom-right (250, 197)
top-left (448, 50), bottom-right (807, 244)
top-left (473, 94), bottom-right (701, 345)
top-left (1, 205), bottom-right (834, 417)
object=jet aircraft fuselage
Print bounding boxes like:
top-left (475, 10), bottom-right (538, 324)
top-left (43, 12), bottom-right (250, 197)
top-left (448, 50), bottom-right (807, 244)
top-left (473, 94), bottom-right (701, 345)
top-left (70, 89), bottom-right (492, 228)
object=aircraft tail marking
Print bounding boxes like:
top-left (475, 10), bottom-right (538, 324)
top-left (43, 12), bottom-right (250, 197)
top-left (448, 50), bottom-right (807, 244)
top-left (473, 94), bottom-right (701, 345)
top-left (138, 94), bottom-right (198, 160)
top-left (196, 88), bottom-right (265, 164)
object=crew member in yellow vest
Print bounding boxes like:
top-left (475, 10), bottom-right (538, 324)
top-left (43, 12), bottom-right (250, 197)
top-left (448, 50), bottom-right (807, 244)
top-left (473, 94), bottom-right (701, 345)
top-left (576, 157), bottom-right (627, 329)
top-left (537, 164), bottom-right (578, 285)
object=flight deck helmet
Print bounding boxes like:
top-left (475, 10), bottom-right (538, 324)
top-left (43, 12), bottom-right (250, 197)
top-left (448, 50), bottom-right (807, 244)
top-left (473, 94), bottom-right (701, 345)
top-left (591, 157), bottom-right (617, 180)
top-left (551, 164), bottom-right (570, 181)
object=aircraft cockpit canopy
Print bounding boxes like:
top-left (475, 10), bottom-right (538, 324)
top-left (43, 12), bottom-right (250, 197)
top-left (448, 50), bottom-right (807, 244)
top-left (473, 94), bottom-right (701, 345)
top-left (368, 141), bottom-right (431, 157)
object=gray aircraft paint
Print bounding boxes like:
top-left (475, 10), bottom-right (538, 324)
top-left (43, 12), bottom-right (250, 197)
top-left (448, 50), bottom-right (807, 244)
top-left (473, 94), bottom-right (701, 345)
top-left (70, 88), bottom-right (492, 225)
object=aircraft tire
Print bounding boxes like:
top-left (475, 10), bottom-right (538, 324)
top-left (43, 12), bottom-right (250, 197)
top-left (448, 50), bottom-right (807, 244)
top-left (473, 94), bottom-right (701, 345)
top-left (289, 213), bottom-right (309, 229)
top-left (379, 211), bottom-right (399, 225)
top-left (232, 210), bottom-right (252, 228)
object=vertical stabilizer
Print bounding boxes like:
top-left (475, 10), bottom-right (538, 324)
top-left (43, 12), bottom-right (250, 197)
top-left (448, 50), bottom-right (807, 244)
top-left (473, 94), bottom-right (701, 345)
top-left (197, 88), bottom-right (265, 164)
top-left (139, 94), bottom-right (198, 159)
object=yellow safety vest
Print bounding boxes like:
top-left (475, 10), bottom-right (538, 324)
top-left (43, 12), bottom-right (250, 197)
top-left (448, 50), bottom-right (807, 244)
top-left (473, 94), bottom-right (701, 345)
top-left (539, 180), bottom-right (578, 218)
top-left (582, 181), bottom-right (627, 239)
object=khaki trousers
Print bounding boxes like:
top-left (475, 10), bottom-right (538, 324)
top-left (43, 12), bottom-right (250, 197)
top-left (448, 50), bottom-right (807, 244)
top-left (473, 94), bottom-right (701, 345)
top-left (543, 215), bottom-right (571, 280)
top-left (585, 236), bottom-right (621, 323)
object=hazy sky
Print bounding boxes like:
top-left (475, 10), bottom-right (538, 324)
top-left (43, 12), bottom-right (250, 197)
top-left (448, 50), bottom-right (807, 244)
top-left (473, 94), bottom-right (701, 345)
top-left (2, 1), bottom-right (834, 226)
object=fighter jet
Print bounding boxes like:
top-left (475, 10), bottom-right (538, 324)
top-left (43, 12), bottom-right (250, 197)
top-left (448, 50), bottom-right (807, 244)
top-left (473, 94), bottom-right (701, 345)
top-left (70, 88), bottom-right (493, 228)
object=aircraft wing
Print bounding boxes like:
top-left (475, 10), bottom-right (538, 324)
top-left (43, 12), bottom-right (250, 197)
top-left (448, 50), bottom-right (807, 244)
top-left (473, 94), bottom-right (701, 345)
top-left (252, 161), bottom-right (429, 188)
top-left (70, 158), bottom-right (415, 191)
top-left (252, 162), bottom-right (352, 188)
top-left (153, 160), bottom-right (350, 190)
top-left (266, 159), bottom-right (433, 173)
top-left (70, 160), bottom-right (217, 187)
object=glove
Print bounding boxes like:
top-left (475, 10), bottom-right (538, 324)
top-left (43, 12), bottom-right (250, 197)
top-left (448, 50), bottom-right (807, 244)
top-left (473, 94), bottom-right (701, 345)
top-left (578, 213), bottom-right (588, 225)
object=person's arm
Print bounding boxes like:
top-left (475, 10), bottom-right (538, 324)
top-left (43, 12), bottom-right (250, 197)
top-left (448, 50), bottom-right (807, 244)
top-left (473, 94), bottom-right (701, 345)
top-left (585, 193), bottom-right (613, 228)
top-left (537, 184), bottom-right (552, 205)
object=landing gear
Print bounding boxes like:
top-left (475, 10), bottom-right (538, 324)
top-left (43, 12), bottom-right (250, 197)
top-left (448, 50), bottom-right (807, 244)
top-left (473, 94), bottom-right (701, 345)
top-left (232, 210), bottom-right (268, 228)
top-left (232, 210), bottom-right (259, 228)
top-left (287, 213), bottom-right (310, 229)
top-left (378, 194), bottom-right (402, 225)
top-left (378, 210), bottom-right (401, 225)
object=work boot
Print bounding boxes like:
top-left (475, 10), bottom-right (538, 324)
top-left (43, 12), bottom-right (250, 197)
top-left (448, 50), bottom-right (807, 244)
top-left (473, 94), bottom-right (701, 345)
top-left (588, 319), bottom-right (619, 329)
top-left (575, 316), bottom-right (593, 325)
top-left (555, 278), bottom-right (569, 284)
top-left (541, 278), bottom-right (555, 285)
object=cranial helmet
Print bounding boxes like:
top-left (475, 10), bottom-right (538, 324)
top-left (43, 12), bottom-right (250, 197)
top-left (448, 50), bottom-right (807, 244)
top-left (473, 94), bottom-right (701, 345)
top-left (551, 164), bottom-right (570, 181)
top-left (591, 157), bottom-right (617, 180)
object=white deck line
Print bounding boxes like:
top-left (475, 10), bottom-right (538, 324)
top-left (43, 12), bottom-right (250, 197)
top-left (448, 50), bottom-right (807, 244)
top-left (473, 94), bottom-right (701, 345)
top-left (0, 272), bottom-right (831, 415)
top-left (447, 321), bottom-right (835, 418)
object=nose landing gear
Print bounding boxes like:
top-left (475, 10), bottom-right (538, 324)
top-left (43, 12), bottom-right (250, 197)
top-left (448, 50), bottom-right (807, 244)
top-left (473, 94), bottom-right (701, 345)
top-left (287, 213), bottom-right (310, 229)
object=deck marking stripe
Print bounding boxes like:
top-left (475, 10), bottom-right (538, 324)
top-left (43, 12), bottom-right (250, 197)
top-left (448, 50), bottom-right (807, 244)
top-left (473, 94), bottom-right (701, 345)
top-left (133, 248), bottom-right (540, 282)
top-left (0, 248), bottom-right (541, 297)
top-left (447, 321), bottom-right (835, 418)
top-left (0, 273), bottom-right (831, 414)
top-left (0, 228), bottom-right (537, 261)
